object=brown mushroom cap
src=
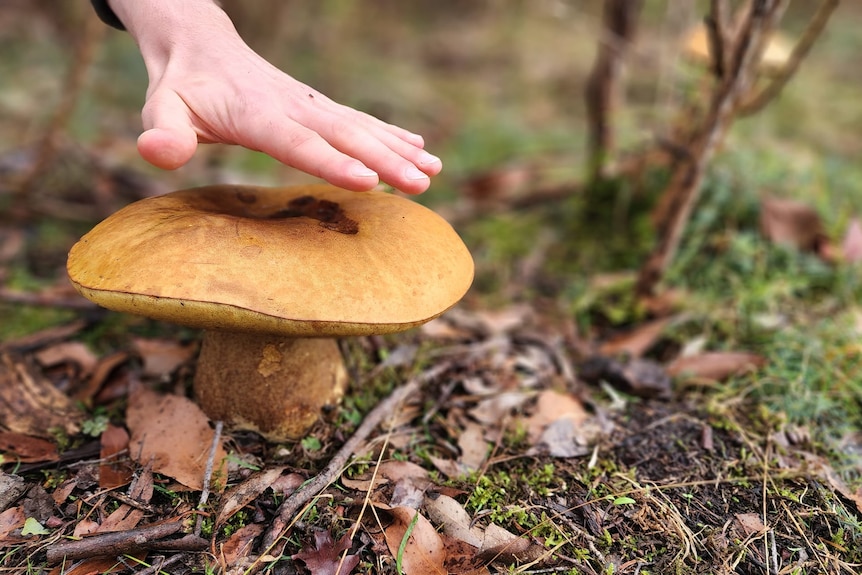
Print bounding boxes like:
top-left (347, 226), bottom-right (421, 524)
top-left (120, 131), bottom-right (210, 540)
top-left (67, 184), bottom-right (474, 336)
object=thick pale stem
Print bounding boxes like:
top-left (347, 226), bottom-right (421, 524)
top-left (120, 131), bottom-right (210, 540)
top-left (193, 331), bottom-right (347, 442)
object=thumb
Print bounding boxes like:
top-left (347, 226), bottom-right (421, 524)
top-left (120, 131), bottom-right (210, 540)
top-left (137, 91), bottom-right (199, 170)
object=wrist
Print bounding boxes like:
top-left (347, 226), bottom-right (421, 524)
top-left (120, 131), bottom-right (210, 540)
top-left (107, 0), bottom-right (240, 71)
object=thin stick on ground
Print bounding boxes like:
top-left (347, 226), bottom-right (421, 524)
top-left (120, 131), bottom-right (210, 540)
top-left (260, 362), bottom-right (450, 551)
top-left (195, 420), bottom-right (224, 538)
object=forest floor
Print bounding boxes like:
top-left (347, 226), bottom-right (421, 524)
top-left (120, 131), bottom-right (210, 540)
top-left (1, 2), bottom-right (862, 574)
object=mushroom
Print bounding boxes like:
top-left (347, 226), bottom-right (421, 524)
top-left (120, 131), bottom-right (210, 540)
top-left (67, 184), bottom-right (474, 441)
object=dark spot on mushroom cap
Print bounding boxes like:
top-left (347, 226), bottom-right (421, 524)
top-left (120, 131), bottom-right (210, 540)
top-left (236, 191), bottom-right (257, 204)
top-left (269, 195), bottom-right (359, 235)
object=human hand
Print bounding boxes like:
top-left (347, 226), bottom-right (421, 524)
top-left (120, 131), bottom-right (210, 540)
top-left (111, 0), bottom-right (441, 194)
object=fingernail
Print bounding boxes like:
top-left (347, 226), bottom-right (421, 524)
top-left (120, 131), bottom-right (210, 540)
top-left (352, 165), bottom-right (378, 178)
top-left (405, 166), bottom-right (430, 180)
top-left (419, 151), bottom-right (441, 166)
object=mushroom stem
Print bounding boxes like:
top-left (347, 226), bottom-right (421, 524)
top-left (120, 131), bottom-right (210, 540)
top-left (192, 331), bottom-right (348, 441)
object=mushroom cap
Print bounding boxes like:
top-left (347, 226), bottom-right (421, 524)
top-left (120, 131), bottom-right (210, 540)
top-left (67, 185), bottom-right (474, 336)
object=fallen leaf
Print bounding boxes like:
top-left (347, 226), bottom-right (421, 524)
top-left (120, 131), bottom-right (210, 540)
top-left (126, 387), bottom-right (226, 491)
top-left (530, 416), bottom-right (598, 458)
top-left (74, 351), bottom-right (129, 402)
top-left (220, 523), bottom-right (265, 568)
top-left (216, 466), bottom-right (286, 527)
top-left (71, 518), bottom-right (100, 538)
top-left (424, 493), bottom-right (484, 547)
top-left (579, 356), bottom-right (672, 399)
top-left (341, 460), bottom-right (430, 492)
top-left (131, 338), bottom-right (196, 378)
top-left (441, 534), bottom-right (491, 575)
top-left (0, 432), bottom-right (59, 463)
top-left (291, 530), bottom-right (359, 575)
top-left (21, 517), bottom-right (49, 536)
top-left (381, 506), bottom-right (446, 575)
top-left (468, 392), bottom-right (531, 426)
top-left (600, 317), bottom-right (672, 358)
top-left (524, 390), bottom-right (589, 444)
top-left (34, 342), bottom-right (98, 377)
top-left (477, 523), bottom-right (546, 565)
top-left (457, 422), bottom-right (489, 472)
top-left (0, 352), bottom-right (84, 437)
top-left (842, 218), bottom-right (862, 263)
top-left (99, 424), bottom-right (132, 490)
top-left (667, 352), bottom-right (766, 381)
top-left (98, 467), bottom-right (153, 532)
top-left (734, 513), bottom-right (766, 537)
top-left (760, 195), bottom-right (826, 252)
top-left (0, 506), bottom-right (25, 540)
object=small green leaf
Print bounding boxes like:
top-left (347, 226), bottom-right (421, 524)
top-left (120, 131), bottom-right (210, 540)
top-left (21, 517), bottom-right (50, 536)
top-left (301, 436), bottom-right (322, 451)
top-left (612, 496), bottom-right (636, 506)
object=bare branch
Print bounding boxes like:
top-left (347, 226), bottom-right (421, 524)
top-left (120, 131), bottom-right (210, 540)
top-left (739, 0), bottom-right (840, 115)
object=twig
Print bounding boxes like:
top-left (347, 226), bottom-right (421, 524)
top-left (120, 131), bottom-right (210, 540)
top-left (0, 319), bottom-right (89, 354)
top-left (584, 0), bottom-right (644, 181)
top-left (260, 363), bottom-right (450, 551)
top-left (46, 521), bottom-right (205, 564)
top-left (131, 553), bottom-right (185, 575)
top-left (636, 0), bottom-right (789, 296)
top-left (195, 420), bottom-right (224, 538)
top-left (738, 0), bottom-right (839, 115)
top-left (16, 9), bottom-right (104, 201)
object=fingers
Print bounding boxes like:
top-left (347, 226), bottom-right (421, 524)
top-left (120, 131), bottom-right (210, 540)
top-left (139, 72), bottom-right (442, 192)
top-left (137, 92), bottom-right (198, 170)
top-left (279, 101), bottom-right (443, 194)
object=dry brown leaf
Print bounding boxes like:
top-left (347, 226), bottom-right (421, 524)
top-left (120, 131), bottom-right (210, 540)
top-left (817, 461), bottom-right (862, 515)
top-left (600, 317), bottom-right (672, 358)
top-left (219, 523), bottom-right (265, 568)
top-left (47, 555), bottom-right (132, 575)
top-left (51, 479), bottom-right (77, 506)
top-left (74, 351), bottom-right (130, 402)
top-left (0, 352), bottom-right (84, 437)
top-left (667, 352), bottom-right (766, 381)
top-left (0, 432), bottom-right (58, 463)
top-left (760, 195), bottom-right (826, 252)
top-left (216, 466), bottom-right (286, 527)
top-left (382, 506), bottom-right (446, 575)
top-left (126, 387), bottom-right (227, 491)
top-left (99, 467), bottom-right (153, 532)
top-left (441, 534), bottom-right (491, 575)
top-left (525, 390), bottom-right (589, 444)
top-left (131, 338), bottom-right (196, 378)
top-left (34, 342), bottom-right (98, 376)
top-left (468, 392), bottom-right (531, 426)
top-left (99, 424), bottom-right (132, 490)
top-left (734, 513), bottom-right (767, 537)
top-left (291, 530), bottom-right (359, 575)
top-left (842, 218), bottom-right (862, 263)
top-left (424, 493), bottom-right (484, 547)
top-left (0, 506), bottom-right (25, 540)
top-left (457, 422), bottom-right (489, 472)
top-left (342, 460), bottom-right (430, 492)
top-left (477, 524), bottom-right (546, 565)
top-left (71, 518), bottom-right (100, 538)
